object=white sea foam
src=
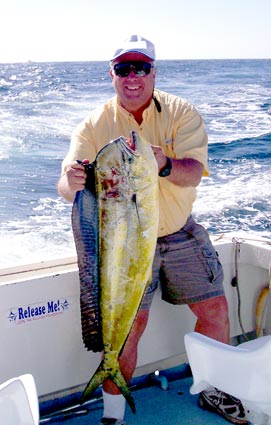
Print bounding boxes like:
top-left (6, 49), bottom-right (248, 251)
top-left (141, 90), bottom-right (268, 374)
top-left (0, 198), bottom-right (76, 268)
top-left (0, 59), bottom-right (270, 267)
top-left (194, 162), bottom-right (271, 237)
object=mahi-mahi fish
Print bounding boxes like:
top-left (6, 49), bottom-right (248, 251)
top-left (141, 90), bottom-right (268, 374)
top-left (71, 131), bottom-right (159, 413)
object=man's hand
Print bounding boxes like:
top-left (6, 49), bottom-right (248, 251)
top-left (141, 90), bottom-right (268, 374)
top-left (65, 160), bottom-right (87, 192)
top-left (57, 160), bottom-right (88, 202)
top-left (151, 145), bottom-right (203, 187)
top-left (151, 145), bottom-right (168, 173)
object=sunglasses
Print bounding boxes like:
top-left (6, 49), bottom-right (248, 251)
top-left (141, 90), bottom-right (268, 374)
top-left (113, 61), bottom-right (154, 77)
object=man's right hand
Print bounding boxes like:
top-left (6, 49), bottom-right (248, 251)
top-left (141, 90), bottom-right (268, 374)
top-left (57, 160), bottom-right (88, 202)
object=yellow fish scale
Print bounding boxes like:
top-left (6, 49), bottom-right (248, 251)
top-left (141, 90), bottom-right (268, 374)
top-left (81, 132), bottom-right (158, 413)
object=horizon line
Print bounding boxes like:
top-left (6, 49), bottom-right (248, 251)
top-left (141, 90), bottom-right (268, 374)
top-left (1, 57), bottom-right (270, 65)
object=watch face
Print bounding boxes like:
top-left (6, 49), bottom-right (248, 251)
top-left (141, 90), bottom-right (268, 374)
top-left (159, 167), bottom-right (171, 177)
top-left (159, 157), bottom-right (172, 177)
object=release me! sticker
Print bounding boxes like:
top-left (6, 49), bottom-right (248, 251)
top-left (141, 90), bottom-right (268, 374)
top-left (8, 299), bottom-right (70, 325)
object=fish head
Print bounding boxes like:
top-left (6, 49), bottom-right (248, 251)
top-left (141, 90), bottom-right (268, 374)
top-left (121, 131), bottom-right (158, 187)
top-left (95, 131), bottom-right (158, 199)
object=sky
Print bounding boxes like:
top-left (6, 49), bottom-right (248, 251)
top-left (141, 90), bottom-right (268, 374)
top-left (1, 0), bottom-right (271, 63)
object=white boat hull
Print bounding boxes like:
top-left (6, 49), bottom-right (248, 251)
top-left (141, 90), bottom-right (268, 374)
top-left (0, 234), bottom-right (270, 399)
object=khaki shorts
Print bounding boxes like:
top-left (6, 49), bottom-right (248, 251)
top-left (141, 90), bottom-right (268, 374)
top-left (140, 216), bottom-right (225, 310)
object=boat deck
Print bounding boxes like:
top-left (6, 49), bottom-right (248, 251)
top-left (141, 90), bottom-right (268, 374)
top-left (40, 365), bottom-right (226, 425)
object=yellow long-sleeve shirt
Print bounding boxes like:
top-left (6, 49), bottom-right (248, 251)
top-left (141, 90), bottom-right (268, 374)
top-left (62, 88), bottom-right (209, 237)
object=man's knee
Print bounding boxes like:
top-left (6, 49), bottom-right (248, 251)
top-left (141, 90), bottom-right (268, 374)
top-left (189, 295), bottom-right (230, 343)
top-left (189, 295), bottom-right (228, 320)
top-left (126, 310), bottom-right (149, 346)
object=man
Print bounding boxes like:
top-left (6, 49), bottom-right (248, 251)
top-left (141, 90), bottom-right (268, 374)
top-left (58, 35), bottom-right (247, 425)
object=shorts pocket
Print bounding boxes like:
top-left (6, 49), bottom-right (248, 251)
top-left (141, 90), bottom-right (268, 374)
top-left (184, 218), bottom-right (224, 284)
top-left (201, 244), bottom-right (224, 284)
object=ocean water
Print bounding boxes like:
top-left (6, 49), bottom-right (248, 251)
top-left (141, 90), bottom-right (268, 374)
top-left (0, 59), bottom-right (270, 268)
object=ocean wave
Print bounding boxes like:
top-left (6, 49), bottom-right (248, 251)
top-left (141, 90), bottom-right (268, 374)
top-left (260, 100), bottom-right (271, 114)
top-left (0, 59), bottom-right (270, 267)
top-left (209, 132), bottom-right (271, 161)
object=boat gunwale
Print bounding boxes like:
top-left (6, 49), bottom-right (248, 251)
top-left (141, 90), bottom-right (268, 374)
top-left (1, 233), bottom-right (270, 283)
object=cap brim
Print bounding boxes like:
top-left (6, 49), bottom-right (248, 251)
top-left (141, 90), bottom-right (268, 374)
top-left (111, 49), bottom-right (155, 61)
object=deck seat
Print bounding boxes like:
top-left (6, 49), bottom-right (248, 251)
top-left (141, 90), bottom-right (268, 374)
top-left (184, 332), bottom-right (271, 424)
top-left (0, 374), bottom-right (39, 425)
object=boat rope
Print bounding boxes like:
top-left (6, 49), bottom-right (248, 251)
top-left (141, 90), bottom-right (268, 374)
top-left (231, 237), bottom-right (249, 342)
top-left (213, 233), bottom-right (271, 245)
top-left (256, 260), bottom-right (271, 337)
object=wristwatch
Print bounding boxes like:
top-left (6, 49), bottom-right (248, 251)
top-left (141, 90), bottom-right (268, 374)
top-left (159, 157), bottom-right (172, 177)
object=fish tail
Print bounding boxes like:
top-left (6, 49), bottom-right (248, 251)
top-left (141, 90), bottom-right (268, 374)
top-left (81, 359), bottom-right (108, 403)
top-left (112, 368), bottom-right (136, 414)
top-left (81, 350), bottom-right (135, 413)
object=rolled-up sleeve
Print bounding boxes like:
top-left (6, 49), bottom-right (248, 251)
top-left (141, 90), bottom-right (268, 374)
top-left (173, 104), bottom-right (209, 176)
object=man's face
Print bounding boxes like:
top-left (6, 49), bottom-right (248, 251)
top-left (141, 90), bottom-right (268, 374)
top-left (110, 52), bottom-right (156, 115)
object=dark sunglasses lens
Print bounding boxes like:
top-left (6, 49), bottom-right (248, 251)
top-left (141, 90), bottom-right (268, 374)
top-left (114, 63), bottom-right (131, 77)
top-left (114, 62), bottom-right (152, 77)
top-left (134, 63), bottom-right (152, 75)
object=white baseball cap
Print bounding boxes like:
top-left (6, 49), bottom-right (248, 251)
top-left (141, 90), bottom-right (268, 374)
top-left (111, 35), bottom-right (156, 61)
